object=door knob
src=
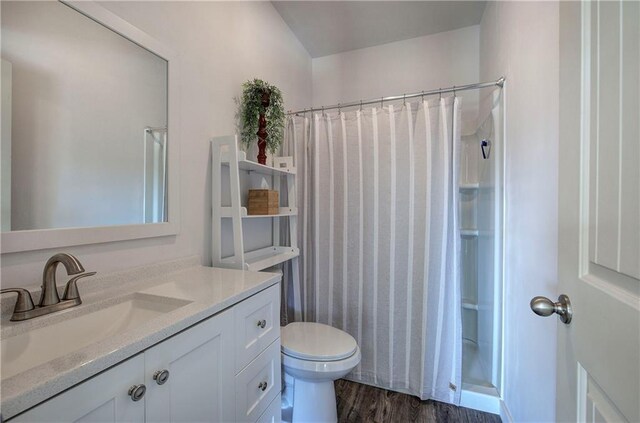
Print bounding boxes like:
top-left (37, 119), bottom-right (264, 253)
top-left (530, 294), bottom-right (572, 324)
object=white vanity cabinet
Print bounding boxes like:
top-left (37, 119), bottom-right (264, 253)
top-left (11, 284), bottom-right (281, 423)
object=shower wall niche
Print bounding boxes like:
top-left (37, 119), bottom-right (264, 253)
top-left (459, 90), bottom-right (503, 413)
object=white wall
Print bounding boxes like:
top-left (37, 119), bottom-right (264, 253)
top-left (311, 25), bottom-right (480, 134)
top-left (479, 2), bottom-right (559, 421)
top-left (2, 1), bottom-right (167, 231)
top-left (0, 1), bottom-right (311, 288)
top-left (1, 59), bottom-right (11, 232)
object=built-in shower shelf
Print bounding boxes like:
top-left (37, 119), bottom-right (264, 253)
top-left (459, 182), bottom-right (480, 190)
top-left (460, 229), bottom-right (479, 237)
top-left (462, 301), bottom-right (479, 311)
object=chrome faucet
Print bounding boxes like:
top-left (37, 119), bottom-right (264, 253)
top-left (0, 253), bottom-right (96, 321)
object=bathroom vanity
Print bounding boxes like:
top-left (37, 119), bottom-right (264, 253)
top-left (1, 258), bottom-right (282, 422)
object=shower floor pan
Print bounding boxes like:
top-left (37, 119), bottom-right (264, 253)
top-left (461, 340), bottom-right (501, 415)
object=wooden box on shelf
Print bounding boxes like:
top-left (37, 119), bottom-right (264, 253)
top-left (247, 190), bottom-right (279, 215)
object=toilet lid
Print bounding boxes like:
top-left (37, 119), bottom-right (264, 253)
top-left (281, 322), bottom-right (358, 362)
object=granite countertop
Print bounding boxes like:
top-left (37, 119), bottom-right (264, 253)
top-left (0, 257), bottom-right (280, 420)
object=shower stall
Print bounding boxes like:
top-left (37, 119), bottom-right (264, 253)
top-left (283, 79), bottom-right (505, 414)
top-left (459, 88), bottom-right (504, 413)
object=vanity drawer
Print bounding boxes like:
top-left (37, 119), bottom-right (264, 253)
top-left (235, 339), bottom-right (281, 423)
top-left (234, 283), bottom-right (280, 372)
top-left (256, 393), bottom-right (282, 423)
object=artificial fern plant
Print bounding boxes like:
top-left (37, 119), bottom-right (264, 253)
top-left (238, 79), bottom-right (285, 153)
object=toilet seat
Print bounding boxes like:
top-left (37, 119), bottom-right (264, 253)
top-left (281, 322), bottom-right (357, 362)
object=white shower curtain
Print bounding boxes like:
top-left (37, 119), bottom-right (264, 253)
top-left (283, 97), bottom-right (462, 404)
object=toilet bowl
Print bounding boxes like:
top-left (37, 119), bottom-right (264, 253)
top-left (281, 322), bottom-right (361, 423)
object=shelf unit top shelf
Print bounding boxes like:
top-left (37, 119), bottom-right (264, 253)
top-left (221, 151), bottom-right (296, 176)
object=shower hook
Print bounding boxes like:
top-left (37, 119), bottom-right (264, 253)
top-left (403, 94), bottom-right (406, 105)
top-left (321, 106), bottom-right (325, 117)
top-left (439, 89), bottom-right (442, 100)
top-left (380, 97), bottom-right (384, 109)
top-left (360, 100), bottom-right (363, 111)
top-left (338, 103), bottom-right (341, 115)
top-left (481, 139), bottom-right (491, 160)
top-left (421, 91), bottom-right (425, 102)
top-left (453, 86), bottom-right (457, 98)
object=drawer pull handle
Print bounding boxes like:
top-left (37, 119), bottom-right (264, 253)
top-left (258, 381), bottom-right (268, 391)
top-left (153, 369), bottom-right (170, 385)
top-left (128, 384), bottom-right (146, 402)
top-left (256, 319), bottom-right (267, 329)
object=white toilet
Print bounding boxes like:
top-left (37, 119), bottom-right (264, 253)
top-left (281, 322), bottom-right (361, 423)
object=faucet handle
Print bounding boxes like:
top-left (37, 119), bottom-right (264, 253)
top-left (62, 272), bottom-right (97, 301)
top-left (1, 288), bottom-right (36, 319)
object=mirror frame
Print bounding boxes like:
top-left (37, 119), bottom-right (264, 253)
top-left (1, 1), bottom-right (180, 253)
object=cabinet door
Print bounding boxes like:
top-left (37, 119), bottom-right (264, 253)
top-left (144, 308), bottom-right (235, 423)
top-left (12, 355), bottom-right (145, 423)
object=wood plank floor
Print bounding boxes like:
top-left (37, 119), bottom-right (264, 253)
top-left (336, 380), bottom-right (502, 423)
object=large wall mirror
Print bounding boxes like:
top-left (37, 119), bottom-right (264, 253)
top-left (1, 1), bottom-right (179, 253)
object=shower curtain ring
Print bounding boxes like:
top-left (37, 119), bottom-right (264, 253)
top-left (403, 94), bottom-right (406, 105)
top-left (439, 89), bottom-right (442, 100)
top-left (360, 100), bottom-right (363, 111)
top-left (380, 97), bottom-right (384, 108)
top-left (453, 86), bottom-right (457, 98)
top-left (421, 91), bottom-right (425, 102)
top-left (338, 103), bottom-right (341, 115)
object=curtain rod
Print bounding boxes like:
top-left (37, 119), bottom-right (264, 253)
top-left (287, 76), bottom-right (505, 116)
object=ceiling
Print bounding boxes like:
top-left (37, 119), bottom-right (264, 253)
top-left (272, 1), bottom-right (487, 58)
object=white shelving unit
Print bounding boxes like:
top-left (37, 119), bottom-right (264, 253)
top-left (211, 135), bottom-right (301, 318)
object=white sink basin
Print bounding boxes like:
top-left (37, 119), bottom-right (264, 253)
top-left (1, 293), bottom-right (191, 380)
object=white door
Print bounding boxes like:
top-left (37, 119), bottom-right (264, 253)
top-left (13, 355), bottom-right (146, 422)
top-left (144, 308), bottom-right (235, 423)
top-left (550, 1), bottom-right (640, 421)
